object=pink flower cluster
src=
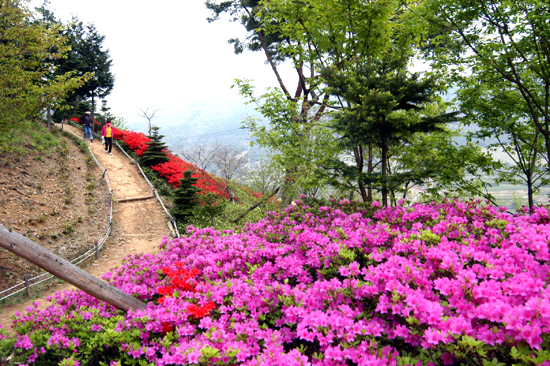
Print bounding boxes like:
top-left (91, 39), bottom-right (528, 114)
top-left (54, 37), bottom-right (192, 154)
top-left (6, 199), bottom-right (550, 365)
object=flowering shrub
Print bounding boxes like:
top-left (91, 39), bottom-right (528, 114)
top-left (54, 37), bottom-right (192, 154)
top-left (152, 153), bottom-right (229, 199)
top-left (7, 200), bottom-right (550, 364)
top-left (112, 126), bottom-right (124, 140)
top-left (119, 130), bottom-right (150, 157)
top-left (107, 126), bottom-right (231, 198)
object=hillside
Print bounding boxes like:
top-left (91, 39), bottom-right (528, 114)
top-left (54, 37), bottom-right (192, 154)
top-left (0, 126), bottom-right (111, 298)
top-left (0, 122), bottom-right (171, 329)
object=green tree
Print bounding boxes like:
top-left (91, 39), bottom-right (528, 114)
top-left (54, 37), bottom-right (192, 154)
top-left (418, 0), bottom-right (550, 167)
top-left (457, 78), bottom-right (550, 209)
top-left (140, 126), bottom-right (170, 168)
top-left (53, 17), bottom-right (114, 121)
top-left (170, 170), bottom-right (202, 224)
top-left (96, 100), bottom-right (113, 125)
top-left (322, 54), bottom-right (460, 206)
top-left (193, 192), bottom-right (227, 227)
top-left (213, 0), bottom-right (430, 202)
top-left (0, 0), bottom-right (86, 130)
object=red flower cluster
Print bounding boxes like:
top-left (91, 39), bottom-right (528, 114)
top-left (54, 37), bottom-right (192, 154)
top-left (157, 263), bottom-right (216, 321)
top-left (161, 322), bottom-right (174, 333)
top-left (111, 127), bottom-right (124, 140)
top-left (187, 301), bottom-right (216, 319)
top-left (152, 153), bottom-right (229, 199)
top-left (157, 263), bottom-right (199, 304)
top-left (246, 187), bottom-right (262, 199)
top-left (120, 130), bottom-right (150, 156)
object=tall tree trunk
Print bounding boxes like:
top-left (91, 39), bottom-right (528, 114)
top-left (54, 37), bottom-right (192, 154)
top-left (367, 144), bottom-right (373, 203)
top-left (91, 93), bottom-right (96, 123)
top-left (47, 107), bottom-right (51, 130)
top-left (527, 174), bottom-right (534, 211)
top-left (381, 140), bottom-right (388, 207)
top-left (545, 83), bottom-right (550, 168)
top-left (353, 146), bottom-right (368, 202)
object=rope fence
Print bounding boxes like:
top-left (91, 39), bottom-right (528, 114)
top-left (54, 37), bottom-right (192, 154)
top-left (112, 137), bottom-right (180, 238)
top-left (68, 121), bottom-right (178, 236)
top-left (0, 121), bottom-right (181, 303)
top-left (0, 124), bottom-right (114, 303)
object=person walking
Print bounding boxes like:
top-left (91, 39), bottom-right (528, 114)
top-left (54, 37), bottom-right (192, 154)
top-left (82, 110), bottom-right (94, 143)
top-left (102, 120), bottom-right (113, 155)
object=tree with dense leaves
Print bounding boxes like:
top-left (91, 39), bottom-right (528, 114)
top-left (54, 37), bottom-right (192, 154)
top-left (170, 170), bottom-right (202, 224)
top-left (322, 53), bottom-right (460, 206)
top-left (52, 17), bottom-right (114, 120)
top-left (0, 0), bottom-right (86, 130)
top-left (140, 126), bottom-right (170, 168)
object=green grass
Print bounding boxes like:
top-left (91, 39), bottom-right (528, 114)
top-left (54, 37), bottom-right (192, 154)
top-left (0, 120), bottom-right (64, 158)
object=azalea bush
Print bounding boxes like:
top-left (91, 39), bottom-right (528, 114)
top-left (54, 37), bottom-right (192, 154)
top-left (152, 153), bottom-right (229, 199)
top-left (118, 130), bottom-right (150, 157)
top-left (4, 198), bottom-right (550, 365)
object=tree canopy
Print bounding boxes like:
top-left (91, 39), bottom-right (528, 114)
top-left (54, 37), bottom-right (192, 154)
top-left (0, 0), bottom-right (86, 130)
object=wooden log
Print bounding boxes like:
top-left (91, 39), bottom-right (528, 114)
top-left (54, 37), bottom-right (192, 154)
top-left (115, 194), bottom-right (155, 203)
top-left (0, 224), bottom-right (146, 311)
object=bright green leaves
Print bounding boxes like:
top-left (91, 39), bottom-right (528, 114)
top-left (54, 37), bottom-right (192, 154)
top-left (0, 1), bottom-right (88, 129)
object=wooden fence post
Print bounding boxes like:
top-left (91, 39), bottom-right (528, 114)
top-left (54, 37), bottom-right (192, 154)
top-left (0, 224), bottom-right (146, 311)
top-left (24, 274), bottom-right (31, 298)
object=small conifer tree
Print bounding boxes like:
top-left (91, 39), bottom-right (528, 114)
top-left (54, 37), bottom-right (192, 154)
top-left (194, 192), bottom-right (227, 227)
top-left (141, 126), bottom-right (170, 167)
top-left (170, 170), bottom-right (202, 224)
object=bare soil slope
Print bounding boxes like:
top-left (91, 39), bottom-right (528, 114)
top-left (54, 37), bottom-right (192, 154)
top-left (0, 124), bottom-right (172, 332)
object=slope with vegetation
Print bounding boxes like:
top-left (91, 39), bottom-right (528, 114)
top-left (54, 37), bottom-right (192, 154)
top-left (0, 121), bottom-right (110, 302)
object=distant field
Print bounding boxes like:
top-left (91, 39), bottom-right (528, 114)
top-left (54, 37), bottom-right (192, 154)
top-left (480, 176), bottom-right (550, 210)
top-left (478, 148), bottom-right (550, 209)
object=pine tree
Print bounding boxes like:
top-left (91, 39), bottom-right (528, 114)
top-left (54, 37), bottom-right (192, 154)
top-left (170, 170), bottom-right (202, 224)
top-left (140, 126), bottom-right (170, 167)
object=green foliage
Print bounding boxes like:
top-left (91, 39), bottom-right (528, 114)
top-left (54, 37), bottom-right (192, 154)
top-left (47, 12), bottom-right (114, 120)
top-left (417, 0), bottom-right (550, 165)
top-left (193, 192), bottom-right (228, 227)
top-left (140, 126), bottom-right (170, 168)
top-left (170, 170), bottom-right (202, 224)
top-left (456, 74), bottom-right (550, 210)
top-left (0, 120), bottom-right (64, 158)
top-left (235, 80), bottom-right (340, 197)
top-left (389, 126), bottom-right (499, 204)
top-left (0, 0), bottom-right (87, 130)
top-left (205, 0), bottom-right (285, 62)
top-left (322, 54), bottom-right (460, 205)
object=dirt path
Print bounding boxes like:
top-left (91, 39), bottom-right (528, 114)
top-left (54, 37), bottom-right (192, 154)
top-left (0, 124), bottom-right (172, 333)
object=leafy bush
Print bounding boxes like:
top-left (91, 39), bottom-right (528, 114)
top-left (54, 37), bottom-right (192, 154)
top-left (6, 199), bottom-right (550, 365)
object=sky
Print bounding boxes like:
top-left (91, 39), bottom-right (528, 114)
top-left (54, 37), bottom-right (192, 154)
top-left (28, 0), bottom-right (288, 126)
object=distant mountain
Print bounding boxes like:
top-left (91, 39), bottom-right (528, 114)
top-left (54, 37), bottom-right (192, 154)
top-left (128, 96), bottom-right (258, 146)
top-left (126, 96), bottom-right (268, 168)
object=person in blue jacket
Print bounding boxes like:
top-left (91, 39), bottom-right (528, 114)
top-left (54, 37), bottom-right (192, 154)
top-left (82, 111), bottom-right (93, 143)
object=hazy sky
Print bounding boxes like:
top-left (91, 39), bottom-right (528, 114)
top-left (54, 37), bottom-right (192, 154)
top-left (28, 0), bottom-right (286, 125)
